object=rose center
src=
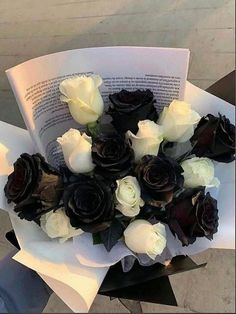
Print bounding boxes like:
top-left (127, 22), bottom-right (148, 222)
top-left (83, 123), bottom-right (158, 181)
top-left (103, 142), bottom-right (118, 157)
top-left (145, 166), bottom-right (168, 187)
top-left (120, 184), bottom-right (136, 204)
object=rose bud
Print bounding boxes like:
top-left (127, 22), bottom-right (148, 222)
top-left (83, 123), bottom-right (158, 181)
top-left (191, 113), bottom-right (235, 163)
top-left (136, 155), bottom-right (184, 206)
top-left (59, 75), bottom-right (104, 125)
top-left (115, 176), bottom-right (144, 217)
top-left (92, 133), bottom-right (134, 179)
top-left (166, 189), bottom-right (219, 246)
top-left (127, 120), bottom-right (163, 162)
top-left (158, 100), bottom-right (201, 142)
top-left (181, 157), bottom-right (220, 188)
top-left (40, 208), bottom-right (83, 243)
top-left (108, 89), bottom-right (158, 134)
top-left (124, 220), bottom-right (167, 259)
top-left (4, 153), bottom-right (62, 221)
top-left (63, 175), bottom-right (114, 233)
top-left (57, 128), bottom-right (95, 174)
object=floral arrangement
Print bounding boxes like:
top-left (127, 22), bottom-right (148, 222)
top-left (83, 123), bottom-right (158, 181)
top-left (4, 75), bottom-right (235, 262)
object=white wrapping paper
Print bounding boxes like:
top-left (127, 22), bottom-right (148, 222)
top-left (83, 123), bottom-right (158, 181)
top-left (0, 82), bottom-right (235, 312)
top-left (0, 121), bottom-right (108, 313)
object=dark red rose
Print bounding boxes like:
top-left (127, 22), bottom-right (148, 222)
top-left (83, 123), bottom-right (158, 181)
top-left (191, 113), bottom-right (235, 163)
top-left (92, 132), bottom-right (134, 179)
top-left (135, 155), bottom-right (184, 207)
top-left (4, 153), bottom-right (62, 221)
top-left (63, 175), bottom-right (115, 233)
top-left (108, 89), bottom-right (158, 134)
top-left (166, 189), bottom-right (219, 246)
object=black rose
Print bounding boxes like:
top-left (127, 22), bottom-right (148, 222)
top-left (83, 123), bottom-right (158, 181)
top-left (108, 89), bottom-right (158, 134)
top-left (166, 189), bottom-right (219, 246)
top-left (191, 113), bottom-right (235, 163)
top-left (63, 175), bottom-right (114, 233)
top-left (92, 133), bottom-right (134, 179)
top-left (136, 155), bottom-right (184, 206)
top-left (4, 153), bottom-right (62, 221)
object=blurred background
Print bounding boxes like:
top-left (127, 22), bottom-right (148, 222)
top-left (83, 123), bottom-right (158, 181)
top-left (0, 0), bottom-right (235, 313)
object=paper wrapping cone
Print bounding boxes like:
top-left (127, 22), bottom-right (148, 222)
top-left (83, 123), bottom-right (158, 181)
top-left (0, 121), bottom-right (108, 313)
top-left (0, 82), bottom-right (235, 312)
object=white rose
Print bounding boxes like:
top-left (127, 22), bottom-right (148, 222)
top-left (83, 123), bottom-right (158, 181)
top-left (158, 100), bottom-right (201, 142)
top-left (40, 209), bottom-right (83, 243)
top-left (181, 157), bottom-right (220, 188)
top-left (124, 220), bottom-right (167, 260)
top-left (59, 75), bottom-right (104, 125)
top-left (126, 120), bottom-right (163, 162)
top-left (57, 128), bottom-right (94, 173)
top-left (115, 176), bottom-right (144, 217)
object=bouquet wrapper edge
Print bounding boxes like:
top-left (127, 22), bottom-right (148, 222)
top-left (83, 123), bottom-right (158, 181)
top-left (0, 121), bottom-right (109, 313)
top-left (6, 227), bottom-right (206, 307)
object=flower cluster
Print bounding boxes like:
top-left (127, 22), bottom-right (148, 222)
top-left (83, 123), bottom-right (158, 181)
top-left (4, 153), bottom-right (62, 221)
top-left (5, 75), bottom-right (235, 261)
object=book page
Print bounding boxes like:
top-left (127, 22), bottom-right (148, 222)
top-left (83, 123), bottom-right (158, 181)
top-left (6, 47), bottom-right (189, 167)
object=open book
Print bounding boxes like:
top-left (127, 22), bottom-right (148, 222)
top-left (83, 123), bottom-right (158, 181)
top-left (6, 47), bottom-right (190, 167)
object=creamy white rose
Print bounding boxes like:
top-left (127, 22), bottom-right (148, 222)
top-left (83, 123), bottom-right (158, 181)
top-left (158, 100), bottom-right (201, 142)
top-left (115, 176), bottom-right (144, 217)
top-left (40, 209), bottom-right (83, 243)
top-left (59, 75), bottom-right (104, 125)
top-left (124, 220), bottom-right (167, 259)
top-left (57, 128), bottom-right (94, 173)
top-left (126, 120), bottom-right (163, 162)
top-left (181, 157), bottom-right (220, 188)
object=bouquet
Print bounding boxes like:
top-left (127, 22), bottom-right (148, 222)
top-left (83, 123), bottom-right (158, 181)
top-left (1, 47), bottom-right (235, 312)
top-left (4, 74), bottom-right (235, 267)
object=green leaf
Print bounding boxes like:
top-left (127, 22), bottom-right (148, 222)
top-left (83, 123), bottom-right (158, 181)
top-left (92, 232), bottom-right (102, 245)
top-left (99, 219), bottom-right (124, 252)
top-left (87, 120), bottom-right (100, 138)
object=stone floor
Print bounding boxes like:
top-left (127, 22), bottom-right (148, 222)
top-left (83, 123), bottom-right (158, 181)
top-left (0, 0), bottom-right (235, 312)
